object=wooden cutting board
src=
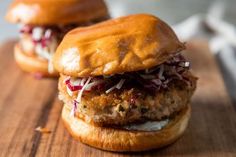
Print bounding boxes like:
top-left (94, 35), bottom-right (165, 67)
top-left (0, 40), bottom-right (235, 157)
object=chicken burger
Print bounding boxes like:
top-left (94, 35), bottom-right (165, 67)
top-left (53, 14), bottom-right (197, 152)
top-left (6, 0), bottom-right (109, 77)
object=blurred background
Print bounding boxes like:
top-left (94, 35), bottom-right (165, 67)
top-left (1, 0), bottom-right (236, 41)
top-left (0, 0), bottom-right (236, 101)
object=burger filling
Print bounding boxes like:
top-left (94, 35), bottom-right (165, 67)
top-left (18, 20), bottom-right (105, 73)
top-left (59, 54), bottom-right (197, 129)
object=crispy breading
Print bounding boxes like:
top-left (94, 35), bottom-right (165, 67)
top-left (58, 73), bottom-right (196, 126)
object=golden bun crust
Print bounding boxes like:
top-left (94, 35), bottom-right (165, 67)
top-left (62, 104), bottom-right (191, 152)
top-left (14, 44), bottom-right (58, 77)
top-left (53, 14), bottom-right (185, 77)
top-left (6, 0), bottom-right (109, 25)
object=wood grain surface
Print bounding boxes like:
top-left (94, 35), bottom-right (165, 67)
top-left (0, 40), bottom-right (235, 157)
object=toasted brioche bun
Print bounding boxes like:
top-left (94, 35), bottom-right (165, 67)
top-left (14, 44), bottom-right (58, 77)
top-left (6, 0), bottom-right (109, 25)
top-left (62, 104), bottom-right (190, 152)
top-left (53, 14), bottom-right (185, 77)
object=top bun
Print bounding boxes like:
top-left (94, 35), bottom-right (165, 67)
top-left (6, 0), bottom-right (109, 25)
top-left (53, 14), bottom-right (185, 77)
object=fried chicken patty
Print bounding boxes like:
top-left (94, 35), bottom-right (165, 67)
top-left (59, 73), bottom-right (197, 126)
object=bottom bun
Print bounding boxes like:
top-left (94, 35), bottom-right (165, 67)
top-left (14, 44), bottom-right (58, 77)
top-left (62, 104), bottom-right (191, 152)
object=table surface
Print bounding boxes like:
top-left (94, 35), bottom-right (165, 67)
top-left (0, 40), bottom-right (235, 157)
top-left (0, 1), bottom-right (236, 156)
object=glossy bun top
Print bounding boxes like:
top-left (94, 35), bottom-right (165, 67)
top-left (53, 14), bottom-right (185, 77)
top-left (6, 0), bottom-right (109, 25)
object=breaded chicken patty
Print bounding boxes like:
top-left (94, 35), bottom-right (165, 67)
top-left (59, 72), bottom-right (197, 126)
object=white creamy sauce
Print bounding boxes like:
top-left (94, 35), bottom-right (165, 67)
top-left (123, 119), bottom-right (169, 131)
top-left (61, 48), bottom-right (80, 71)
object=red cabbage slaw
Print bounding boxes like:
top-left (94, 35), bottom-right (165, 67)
top-left (19, 24), bottom-right (85, 48)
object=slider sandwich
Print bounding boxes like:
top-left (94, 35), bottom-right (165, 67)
top-left (6, 0), bottom-right (109, 77)
top-left (53, 14), bottom-right (197, 152)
